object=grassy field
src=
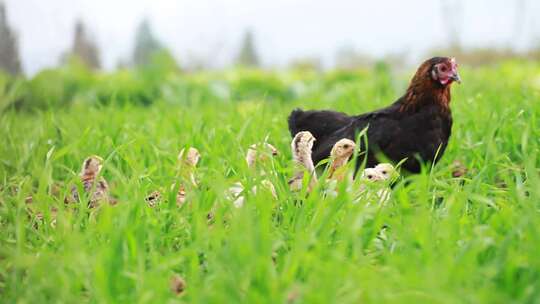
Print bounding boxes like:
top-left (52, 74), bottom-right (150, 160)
top-left (1, 61), bottom-right (540, 303)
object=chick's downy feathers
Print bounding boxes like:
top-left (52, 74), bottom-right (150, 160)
top-left (70, 155), bottom-right (112, 208)
top-left (289, 131), bottom-right (317, 192)
top-left (246, 142), bottom-right (278, 169)
top-left (328, 138), bottom-right (356, 181)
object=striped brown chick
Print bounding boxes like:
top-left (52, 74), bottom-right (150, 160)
top-left (69, 155), bottom-right (113, 208)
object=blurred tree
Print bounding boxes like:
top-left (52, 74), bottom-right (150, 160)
top-left (289, 57), bottom-right (322, 72)
top-left (235, 30), bottom-right (260, 67)
top-left (132, 19), bottom-right (162, 67)
top-left (116, 58), bottom-right (129, 70)
top-left (67, 20), bottom-right (101, 70)
top-left (144, 49), bottom-right (179, 76)
top-left (0, 2), bottom-right (22, 75)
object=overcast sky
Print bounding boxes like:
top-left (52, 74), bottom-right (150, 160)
top-left (3, 0), bottom-right (540, 74)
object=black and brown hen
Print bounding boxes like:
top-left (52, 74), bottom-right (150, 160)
top-left (288, 57), bottom-right (460, 174)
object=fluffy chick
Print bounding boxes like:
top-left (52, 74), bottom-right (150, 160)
top-left (178, 147), bottom-right (201, 185)
top-left (173, 147), bottom-right (201, 206)
top-left (361, 168), bottom-right (384, 182)
top-left (358, 163), bottom-right (397, 204)
top-left (323, 138), bottom-right (356, 197)
top-left (70, 155), bottom-right (112, 208)
top-left (246, 142), bottom-right (278, 169)
top-left (288, 131), bottom-right (317, 192)
top-left (176, 147), bottom-right (201, 206)
top-left (228, 142), bottom-right (279, 208)
top-left (374, 163), bottom-right (397, 181)
top-left (145, 147), bottom-right (201, 208)
top-left (228, 181), bottom-right (277, 209)
top-left (328, 138), bottom-right (356, 181)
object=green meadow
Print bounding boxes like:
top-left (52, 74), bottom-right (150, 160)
top-left (1, 60), bottom-right (540, 303)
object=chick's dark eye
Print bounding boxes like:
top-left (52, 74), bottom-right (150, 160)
top-left (440, 66), bottom-right (447, 72)
top-left (367, 175), bottom-right (373, 179)
top-left (343, 144), bottom-right (349, 149)
top-left (382, 171), bottom-right (387, 175)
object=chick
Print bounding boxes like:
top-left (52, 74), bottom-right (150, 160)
top-left (228, 142), bottom-right (279, 208)
top-left (231, 180), bottom-right (278, 208)
top-left (70, 155), bottom-right (112, 208)
top-left (144, 147), bottom-right (201, 208)
top-left (451, 160), bottom-right (467, 178)
top-left (361, 168), bottom-right (384, 182)
top-left (176, 184), bottom-right (187, 207)
top-left (288, 131), bottom-right (317, 192)
top-left (328, 138), bottom-right (356, 182)
top-left (246, 142), bottom-right (278, 169)
top-left (25, 195), bottom-right (58, 228)
top-left (178, 147), bottom-right (201, 186)
top-left (175, 147), bottom-right (200, 206)
top-left (170, 274), bottom-right (187, 296)
top-left (145, 190), bottom-right (162, 208)
top-left (374, 163), bottom-right (397, 181)
top-left (357, 163), bottom-right (397, 204)
top-left (322, 138), bottom-right (356, 197)
top-left (228, 182), bottom-right (246, 208)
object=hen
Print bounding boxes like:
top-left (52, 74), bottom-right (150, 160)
top-left (288, 57), bottom-right (460, 173)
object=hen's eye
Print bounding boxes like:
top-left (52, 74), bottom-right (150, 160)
top-left (440, 66), bottom-right (447, 72)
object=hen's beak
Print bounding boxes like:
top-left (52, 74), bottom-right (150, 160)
top-left (451, 72), bottom-right (461, 84)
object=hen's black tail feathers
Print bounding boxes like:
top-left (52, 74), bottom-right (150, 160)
top-left (287, 108), bottom-right (354, 140)
top-left (288, 108), bottom-right (304, 137)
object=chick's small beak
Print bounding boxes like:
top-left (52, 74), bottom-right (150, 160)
top-left (451, 72), bottom-right (461, 84)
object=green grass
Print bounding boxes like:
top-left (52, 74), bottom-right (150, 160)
top-left (1, 61), bottom-right (540, 303)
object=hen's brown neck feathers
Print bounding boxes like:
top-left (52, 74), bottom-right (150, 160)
top-left (399, 62), bottom-right (452, 113)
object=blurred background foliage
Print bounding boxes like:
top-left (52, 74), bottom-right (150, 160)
top-left (1, 55), bottom-right (538, 113)
top-left (1, 1), bottom-right (540, 114)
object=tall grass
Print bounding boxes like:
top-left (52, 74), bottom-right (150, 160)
top-left (1, 61), bottom-right (539, 303)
